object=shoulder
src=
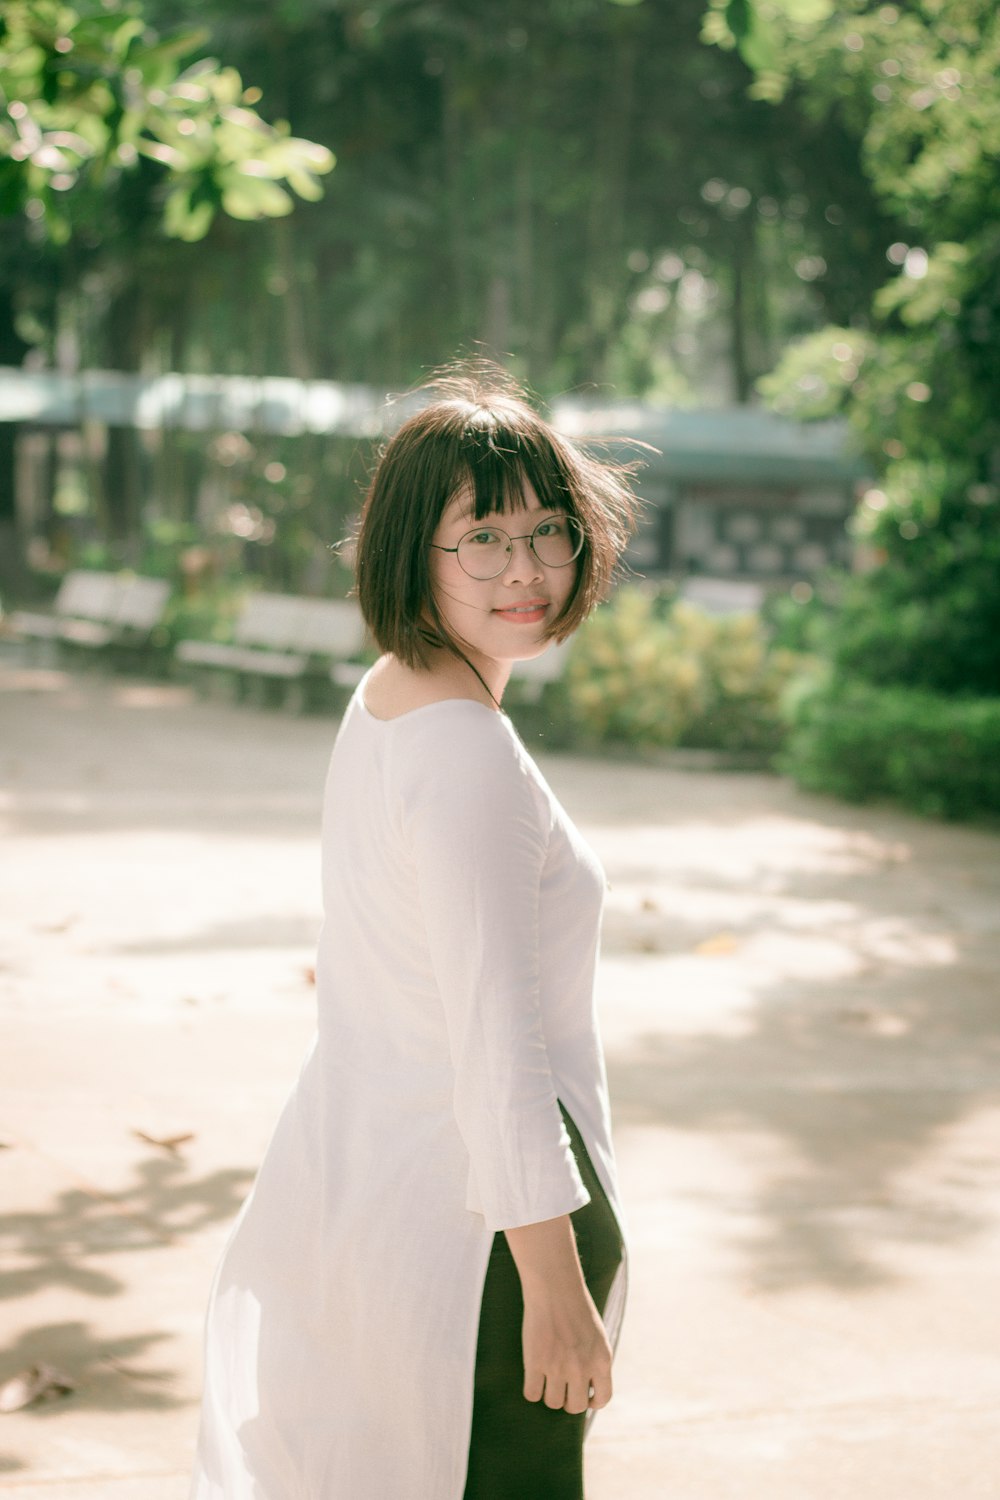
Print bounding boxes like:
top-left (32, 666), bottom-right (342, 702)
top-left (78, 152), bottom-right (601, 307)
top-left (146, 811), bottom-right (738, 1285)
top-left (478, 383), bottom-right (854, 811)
top-left (363, 653), bottom-right (493, 720)
top-left (390, 699), bottom-right (523, 771)
top-left (389, 705), bottom-right (550, 830)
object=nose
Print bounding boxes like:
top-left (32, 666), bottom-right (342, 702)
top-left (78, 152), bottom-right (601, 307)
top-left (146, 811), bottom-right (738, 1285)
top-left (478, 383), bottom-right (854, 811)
top-left (504, 533), bottom-right (544, 585)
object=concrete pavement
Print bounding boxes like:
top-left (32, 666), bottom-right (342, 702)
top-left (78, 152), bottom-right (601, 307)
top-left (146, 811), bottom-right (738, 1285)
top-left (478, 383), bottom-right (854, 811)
top-left (1, 655), bottom-right (999, 1498)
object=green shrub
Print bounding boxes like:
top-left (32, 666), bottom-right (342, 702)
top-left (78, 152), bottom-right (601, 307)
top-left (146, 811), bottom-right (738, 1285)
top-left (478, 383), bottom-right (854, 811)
top-left (565, 589), bottom-right (811, 755)
top-left (781, 677), bottom-right (1000, 820)
top-left (155, 580), bottom-right (246, 651)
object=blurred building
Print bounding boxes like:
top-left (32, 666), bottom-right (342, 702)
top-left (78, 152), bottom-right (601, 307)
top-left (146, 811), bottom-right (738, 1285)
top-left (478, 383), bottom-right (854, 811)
top-left (552, 400), bottom-right (865, 599)
top-left (0, 369), bottom-right (864, 601)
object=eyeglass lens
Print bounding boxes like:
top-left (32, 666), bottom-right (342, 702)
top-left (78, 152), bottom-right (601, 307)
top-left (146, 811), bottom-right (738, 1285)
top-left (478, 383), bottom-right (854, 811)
top-left (456, 515), bottom-right (583, 579)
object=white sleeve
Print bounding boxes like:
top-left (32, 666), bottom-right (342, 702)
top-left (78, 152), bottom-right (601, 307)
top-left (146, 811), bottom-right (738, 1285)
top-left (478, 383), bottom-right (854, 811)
top-left (395, 709), bottom-right (590, 1233)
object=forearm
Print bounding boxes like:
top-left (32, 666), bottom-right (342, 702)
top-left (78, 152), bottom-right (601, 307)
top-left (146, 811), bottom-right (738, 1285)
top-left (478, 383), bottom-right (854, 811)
top-left (504, 1214), bottom-right (614, 1412)
top-left (504, 1214), bottom-right (587, 1300)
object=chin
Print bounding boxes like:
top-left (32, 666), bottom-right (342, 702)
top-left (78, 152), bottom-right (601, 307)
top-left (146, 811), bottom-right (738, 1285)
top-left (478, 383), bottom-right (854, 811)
top-left (495, 633), bottom-right (557, 664)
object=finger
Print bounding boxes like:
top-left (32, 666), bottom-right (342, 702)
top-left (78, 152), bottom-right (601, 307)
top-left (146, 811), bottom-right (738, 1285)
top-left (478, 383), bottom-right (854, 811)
top-left (523, 1368), bottom-right (545, 1403)
top-left (563, 1376), bottom-right (591, 1416)
top-left (588, 1371), bottom-right (612, 1410)
top-left (543, 1378), bottom-right (567, 1411)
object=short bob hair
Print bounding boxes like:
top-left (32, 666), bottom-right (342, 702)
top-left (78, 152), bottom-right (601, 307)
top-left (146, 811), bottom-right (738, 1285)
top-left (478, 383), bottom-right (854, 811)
top-left (355, 364), bottom-right (639, 669)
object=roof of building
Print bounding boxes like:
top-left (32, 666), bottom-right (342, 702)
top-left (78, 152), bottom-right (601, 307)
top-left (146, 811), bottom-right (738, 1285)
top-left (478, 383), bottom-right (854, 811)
top-left (0, 367), bottom-right (863, 486)
top-left (550, 399), bottom-right (864, 486)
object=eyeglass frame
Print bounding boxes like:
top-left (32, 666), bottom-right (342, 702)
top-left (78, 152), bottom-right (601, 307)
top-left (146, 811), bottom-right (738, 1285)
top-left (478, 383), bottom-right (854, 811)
top-left (429, 513), bottom-right (584, 580)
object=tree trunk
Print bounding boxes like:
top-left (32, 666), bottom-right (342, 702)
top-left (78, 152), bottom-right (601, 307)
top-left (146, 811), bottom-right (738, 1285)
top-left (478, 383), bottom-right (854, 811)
top-left (0, 283), bottom-right (30, 529)
top-left (515, 131), bottom-right (535, 373)
top-left (731, 230), bottom-right (750, 403)
top-left (483, 275), bottom-right (511, 361)
top-left (103, 280), bottom-right (145, 547)
top-left (442, 68), bottom-right (471, 338)
top-left (584, 13), bottom-right (640, 381)
top-left (730, 213), bottom-right (757, 403)
top-left (275, 219), bottom-right (314, 380)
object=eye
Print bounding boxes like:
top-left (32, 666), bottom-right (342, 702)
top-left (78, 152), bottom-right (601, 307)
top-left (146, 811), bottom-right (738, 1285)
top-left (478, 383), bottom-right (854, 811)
top-left (533, 517), bottom-right (564, 538)
top-left (466, 528), bottom-right (506, 547)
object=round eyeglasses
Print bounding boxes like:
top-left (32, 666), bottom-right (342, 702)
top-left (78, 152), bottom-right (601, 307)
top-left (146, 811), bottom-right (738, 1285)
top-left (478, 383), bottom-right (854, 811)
top-left (430, 514), bottom-right (584, 580)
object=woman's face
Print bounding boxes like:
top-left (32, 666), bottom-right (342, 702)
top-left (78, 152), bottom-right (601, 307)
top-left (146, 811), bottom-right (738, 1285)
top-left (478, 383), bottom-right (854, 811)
top-left (428, 479), bottom-right (578, 672)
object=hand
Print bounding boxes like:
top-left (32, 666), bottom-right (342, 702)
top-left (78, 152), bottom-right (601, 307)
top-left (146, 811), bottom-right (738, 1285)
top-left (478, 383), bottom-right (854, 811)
top-left (520, 1283), bottom-right (613, 1414)
top-left (504, 1212), bottom-right (614, 1414)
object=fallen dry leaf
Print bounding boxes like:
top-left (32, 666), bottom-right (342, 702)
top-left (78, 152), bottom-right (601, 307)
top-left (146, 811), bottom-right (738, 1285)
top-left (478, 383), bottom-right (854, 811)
top-left (694, 932), bottom-right (739, 957)
top-left (132, 1129), bottom-right (195, 1155)
top-left (837, 1007), bottom-right (910, 1038)
top-left (99, 1354), bottom-right (173, 1385)
top-left (36, 915), bottom-right (79, 935)
top-left (0, 1363), bottom-right (75, 1413)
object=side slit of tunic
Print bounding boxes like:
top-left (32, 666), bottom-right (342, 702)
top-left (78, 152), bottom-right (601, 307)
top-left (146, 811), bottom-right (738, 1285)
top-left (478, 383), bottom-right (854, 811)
top-left (463, 1104), bottom-right (624, 1500)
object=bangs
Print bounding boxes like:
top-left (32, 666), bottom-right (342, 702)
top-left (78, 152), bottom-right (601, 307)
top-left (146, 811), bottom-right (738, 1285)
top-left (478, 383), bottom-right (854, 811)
top-left (446, 408), bottom-right (576, 523)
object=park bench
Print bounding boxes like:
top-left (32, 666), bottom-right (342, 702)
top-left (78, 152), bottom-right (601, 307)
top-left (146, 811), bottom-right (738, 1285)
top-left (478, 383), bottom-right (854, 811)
top-left (8, 569), bottom-right (171, 666)
top-left (175, 592), bottom-right (368, 711)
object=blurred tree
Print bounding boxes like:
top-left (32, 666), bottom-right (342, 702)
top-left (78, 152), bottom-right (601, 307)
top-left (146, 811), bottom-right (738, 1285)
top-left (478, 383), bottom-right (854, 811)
top-left (3, 0), bottom-right (904, 581)
top-left (0, 0), bottom-right (333, 540)
top-left (723, 0), bottom-right (1000, 694)
top-left (137, 0), bottom-right (894, 395)
top-left (710, 0), bottom-right (1000, 810)
top-left (0, 0), bottom-right (333, 242)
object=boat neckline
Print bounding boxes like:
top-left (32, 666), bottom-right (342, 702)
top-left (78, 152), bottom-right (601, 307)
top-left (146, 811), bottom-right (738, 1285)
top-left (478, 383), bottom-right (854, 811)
top-left (356, 670), bottom-right (509, 726)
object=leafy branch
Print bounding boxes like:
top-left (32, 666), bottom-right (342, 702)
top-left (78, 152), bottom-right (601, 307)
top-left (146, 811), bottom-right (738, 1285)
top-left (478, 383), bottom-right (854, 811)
top-left (0, 0), bottom-right (334, 242)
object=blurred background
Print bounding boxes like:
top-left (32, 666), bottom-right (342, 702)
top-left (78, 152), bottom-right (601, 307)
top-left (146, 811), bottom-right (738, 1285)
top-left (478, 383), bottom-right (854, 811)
top-left (2, 6), bottom-right (1000, 1495)
top-left (1, 0), bottom-right (998, 805)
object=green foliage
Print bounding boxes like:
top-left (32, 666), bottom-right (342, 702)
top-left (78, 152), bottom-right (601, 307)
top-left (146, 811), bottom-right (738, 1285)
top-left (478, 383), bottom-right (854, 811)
top-left (156, 576), bottom-right (244, 649)
top-left (757, 325), bottom-right (875, 422)
top-left (10, 0), bottom-right (887, 390)
top-left (0, 0), bottom-right (334, 242)
top-left (1, 0), bottom-right (898, 441)
top-left (721, 0), bottom-right (1000, 473)
top-left (0, 0), bottom-right (921, 563)
top-left (709, 0), bottom-right (1000, 816)
top-left (839, 475), bottom-right (1000, 697)
top-left (760, 577), bottom-right (837, 654)
top-left (703, 0), bottom-right (836, 101)
top-left (565, 588), bottom-right (810, 754)
top-left (782, 678), bottom-right (1000, 821)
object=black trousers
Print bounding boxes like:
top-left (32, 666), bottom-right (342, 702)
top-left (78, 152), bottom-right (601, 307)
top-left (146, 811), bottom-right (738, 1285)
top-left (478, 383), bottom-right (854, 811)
top-left (462, 1106), bottom-right (624, 1500)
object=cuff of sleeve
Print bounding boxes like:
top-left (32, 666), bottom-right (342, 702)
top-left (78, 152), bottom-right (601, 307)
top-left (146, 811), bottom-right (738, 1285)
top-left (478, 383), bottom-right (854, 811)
top-left (465, 1143), bottom-right (591, 1233)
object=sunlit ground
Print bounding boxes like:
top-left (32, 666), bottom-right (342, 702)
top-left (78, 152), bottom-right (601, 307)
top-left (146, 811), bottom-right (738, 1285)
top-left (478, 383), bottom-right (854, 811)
top-left (2, 655), bottom-right (999, 1499)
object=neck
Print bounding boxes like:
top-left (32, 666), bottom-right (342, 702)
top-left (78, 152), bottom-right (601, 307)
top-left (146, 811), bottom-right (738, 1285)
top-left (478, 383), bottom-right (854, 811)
top-left (425, 641), bottom-right (511, 709)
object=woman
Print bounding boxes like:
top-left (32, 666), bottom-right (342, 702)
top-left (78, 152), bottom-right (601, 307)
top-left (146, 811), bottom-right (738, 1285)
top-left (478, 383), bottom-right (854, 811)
top-left (190, 365), bottom-right (637, 1500)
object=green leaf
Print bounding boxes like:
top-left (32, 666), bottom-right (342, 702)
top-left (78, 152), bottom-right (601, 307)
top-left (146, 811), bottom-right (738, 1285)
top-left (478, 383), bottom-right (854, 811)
top-left (779, 0), bottom-right (835, 20)
top-left (128, 28), bottom-right (210, 84)
top-left (285, 165), bottom-right (324, 202)
top-left (725, 0), bottom-right (751, 41)
top-left (736, 5), bottom-right (784, 75)
top-left (220, 172), bottom-right (294, 220)
top-left (163, 184), bottom-right (215, 240)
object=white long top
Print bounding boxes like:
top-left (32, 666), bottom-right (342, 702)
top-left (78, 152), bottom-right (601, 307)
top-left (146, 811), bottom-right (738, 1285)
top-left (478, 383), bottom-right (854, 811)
top-left (190, 678), bottom-right (627, 1500)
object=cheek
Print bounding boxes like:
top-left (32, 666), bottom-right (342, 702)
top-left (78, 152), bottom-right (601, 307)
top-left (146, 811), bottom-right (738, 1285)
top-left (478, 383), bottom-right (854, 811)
top-left (552, 559), bottom-right (579, 611)
top-left (429, 557), bottom-right (478, 615)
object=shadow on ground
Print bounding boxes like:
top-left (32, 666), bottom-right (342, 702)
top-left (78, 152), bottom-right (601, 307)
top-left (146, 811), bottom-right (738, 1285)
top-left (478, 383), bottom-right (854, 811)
top-left (0, 1320), bottom-right (181, 1414)
top-left (0, 1152), bottom-right (254, 1304)
top-left (608, 948), bottom-right (1000, 1294)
